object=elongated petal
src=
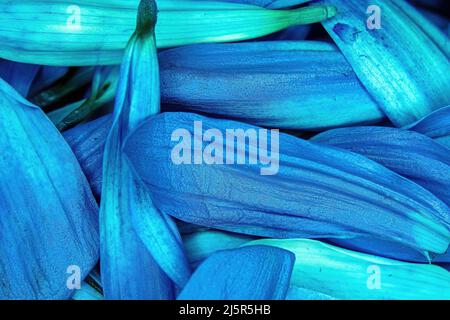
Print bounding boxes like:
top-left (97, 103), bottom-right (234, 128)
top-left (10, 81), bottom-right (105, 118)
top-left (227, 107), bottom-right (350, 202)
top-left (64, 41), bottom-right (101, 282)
top-left (408, 105), bottom-right (450, 149)
top-left (318, 0), bottom-right (450, 126)
top-left (183, 229), bottom-right (256, 266)
top-left (312, 126), bottom-right (450, 207)
top-left (123, 112), bottom-right (450, 257)
top-left (177, 246), bottom-right (294, 300)
top-left (202, 0), bottom-right (311, 9)
top-left (0, 79), bottom-right (99, 299)
top-left (0, 0), bottom-right (335, 66)
top-left (100, 0), bottom-right (190, 299)
top-left (160, 41), bottom-right (384, 130)
top-left (0, 60), bottom-right (40, 96)
top-left (247, 239), bottom-right (450, 300)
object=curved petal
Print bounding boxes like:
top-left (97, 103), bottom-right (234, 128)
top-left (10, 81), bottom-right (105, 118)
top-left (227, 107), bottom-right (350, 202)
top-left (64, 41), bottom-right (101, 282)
top-left (312, 126), bottom-right (450, 207)
top-left (248, 239), bottom-right (450, 299)
top-left (99, 0), bottom-right (190, 299)
top-left (123, 112), bottom-right (450, 257)
top-left (159, 41), bottom-right (384, 130)
top-left (177, 245), bottom-right (294, 300)
top-left (0, 0), bottom-right (335, 66)
top-left (0, 79), bottom-right (99, 299)
top-left (318, 0), bottom-right (450, 126)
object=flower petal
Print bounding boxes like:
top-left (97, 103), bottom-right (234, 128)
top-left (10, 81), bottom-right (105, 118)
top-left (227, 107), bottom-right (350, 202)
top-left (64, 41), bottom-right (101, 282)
top-left (99, 0), bottom-right (190, 299)
top-left (248, 239), bottom-right (450, 300)
top-left (177, 245), bottom-right (294, 300)
top-left (0, 78), bottom-right (99, 299)
top-left (159, 41), bottom-right (384, 130)
top-left (123, 112), bottom-right (450, 257)
top-left (312, 126), bottom-right (450, 207)
top-left (0, 0), bottom-right (335, 66)
top-left (318, 0), bottom-right (450, 126)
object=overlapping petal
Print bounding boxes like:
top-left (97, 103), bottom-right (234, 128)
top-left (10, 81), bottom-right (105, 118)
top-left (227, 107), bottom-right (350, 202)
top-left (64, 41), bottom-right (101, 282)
top-left (159, 41), bottom-right (384, 130)
top-left (0, 78), bottom-right (99, 299)
top-left (98, 0), bottom-right (190, 299)
top-left (247, 239), bottom-right (450, 299)
top-left (0, 0), bottom-right (335, 66)
top-left (123, 112), bottom-right (450, 257)
top-left (318, 0), bottom-right (450, 126)
top-left (177, 246), bottom-right (294, 300)
top-left (312, 126), bottom-right (450, 207)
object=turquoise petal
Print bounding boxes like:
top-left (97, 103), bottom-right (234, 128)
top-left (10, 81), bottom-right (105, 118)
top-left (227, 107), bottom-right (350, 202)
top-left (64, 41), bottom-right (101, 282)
top-left (318, 0), bottom-right (450, 126)
top-left (247, 239), bottom-right (450, 300)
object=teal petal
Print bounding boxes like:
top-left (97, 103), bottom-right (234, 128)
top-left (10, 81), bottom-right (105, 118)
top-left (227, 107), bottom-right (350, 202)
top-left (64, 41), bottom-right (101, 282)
top-left (248, 239), bottom-right (450, 300)
top-left (318, 0), bottom-right (450, 126)
top-left (0, 0), bottom-right (335, 66)
top-left (123, 112), bottom-right (450, 257)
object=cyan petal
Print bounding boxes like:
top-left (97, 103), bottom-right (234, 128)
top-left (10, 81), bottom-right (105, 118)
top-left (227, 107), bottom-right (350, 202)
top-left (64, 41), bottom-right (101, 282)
top-left (99, 0), bottom-right (190, 299)
top-left (318, 0), bottom-right (450, 126)
top-left (72, 282), bottom-right (103, 300)
top-left (0, 78), bottom-right (99, 299)
top-left (177, 245), bottom-right (294, 300)
top-left (183, 229), bottom-right (256, 266)
top-left (159, 41), bottom-right (384, 130)
top-left (123, 112), bottom-right (450, 257)
top-left (248, 239), bottom-right (450, 299)
top-left (0, 0), bottom-right (335, 65)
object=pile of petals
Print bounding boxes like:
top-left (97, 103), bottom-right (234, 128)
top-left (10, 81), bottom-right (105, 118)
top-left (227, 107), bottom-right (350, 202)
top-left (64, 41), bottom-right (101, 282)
top-left (0, 0), bottom-right (449, 300)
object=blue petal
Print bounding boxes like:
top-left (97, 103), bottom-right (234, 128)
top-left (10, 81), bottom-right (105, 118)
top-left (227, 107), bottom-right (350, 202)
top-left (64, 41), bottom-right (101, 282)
top-left (99, 0), bottom-right (190, 299)
top-left (0, 59), bottom-right (40, 96)
top-left (408, 105), bottom-right (450, 149)
top-left (123, 112), bottom-right (450, 257)
top-left (312, 126), bottom-right (450, 208)
top-left (159, 41), bottom-right (384, 130)
top-left (177, 245), bottom-right (294, 300)
top-left (183, 229), bottom-right (256, 267)
top-left (0, 78), bottom-right (99, 299)
top-left (64, 115), bottom-right (112, 199)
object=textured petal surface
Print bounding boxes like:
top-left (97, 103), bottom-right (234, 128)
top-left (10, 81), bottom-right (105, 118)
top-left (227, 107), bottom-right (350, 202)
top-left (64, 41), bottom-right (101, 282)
top-left (249, 239), bottom-right (450, 299)
top-left (159, 41), bottom-right (384, 130)
top-left (123, 112), bottom-right (450, 257)
top-left (0, 78), bottom-right (99, 299)
top-left (319, 0), bottom-right (450, 126)
top-left (178, 245), bottom-right (294, 300)
top-left (0, 0), bottom-right (334, 65)
top-left (312, 126), bottom-right (450, 207)
top-left (99, 1), bottom-right (189, 299)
